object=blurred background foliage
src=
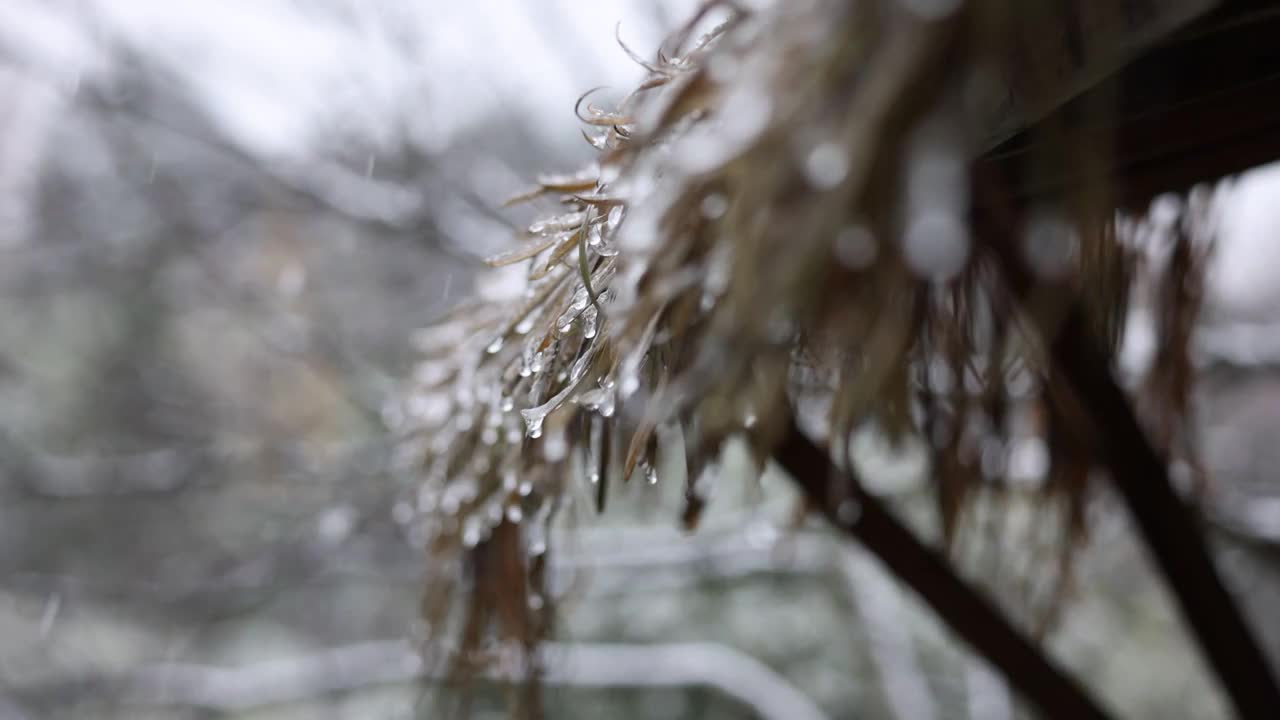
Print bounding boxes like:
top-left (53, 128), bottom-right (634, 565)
top-left (1, 1), bottom-right (1280, 719)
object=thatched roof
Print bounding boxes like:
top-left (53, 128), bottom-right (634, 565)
top-left (396, 1), bottom-right (1280, 717)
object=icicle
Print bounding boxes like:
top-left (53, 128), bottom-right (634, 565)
top-left (521, 351), bottom-right (599, 439)
top-left (523, 410), bottom-right (546, 439)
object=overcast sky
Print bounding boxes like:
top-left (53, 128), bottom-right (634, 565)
top-left (0, 0), bottom-right (696, 157)
top-left (2, 0), bottom-right (1279, 324)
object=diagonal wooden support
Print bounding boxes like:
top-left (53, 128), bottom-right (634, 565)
top-left (774, 424), bottom-right (1114, 720)
top-left (991, 246), bottom-right (1280, 719)
top-left (971, 151), bottom-right (1280, 716)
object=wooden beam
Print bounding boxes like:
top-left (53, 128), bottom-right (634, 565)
top-left (774, 425), bottom-right (1115, 720)
top-left (971, 166), bottom-right (1280, 718)
top-left (979, 1), bottom-right (1280, 210)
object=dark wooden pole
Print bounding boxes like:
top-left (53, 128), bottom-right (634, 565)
top-left (993, 248), bottom-right (1280, 719)
top-left (774, 424), bottom-right (1115, 720)
top-left (972, 147), bottom-right (1280, 716)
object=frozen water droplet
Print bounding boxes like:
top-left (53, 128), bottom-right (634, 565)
top-left (645, 464), bottom-right (658, 485)
top-left (412, 361), bottom-right (452, 386)
top-left (406, 392), bottom-right (451, 423)
top-left (766, 311), bottom-right (795, 343)
top-left (928, 357), bottom-right (954, 395)
top-left (506, 505), bottom-right (524, 523)
top-left (441, 495), bottom-right (460, 516)
top-left (317, 505), bottom-right (357, 543)
top-left (834, 225), bottom-right (877, 269)
top-left (529, 210), bottom-right (586, 234)
top-left (701, 193), bottom-right (728, 219)
top-left (804, 142), bottom-right (849, 190)
top-left (903, 210), bottom-right (970, 281)
top-left (500, 395), bottom-right (515, 412)
top-left (417, 488), bottom-right (438, 515)
top-left (570, 288), bottom-right (590, 311)
top-left (582, 305), bottom-right (599, 339)
top-left (1008, 436), bottom-right (1049, 485)
top-left (569, 351), bottom-right (594, 383)
top-left (528, 593), bottom-right (545, 611)
top-left (606, 205), bottom-right (624, 229)
top-left (620, 374), bottom-right (640, 397)
top-left (528, 374), bottom-right (549, 406)
top-left (486, 336), bottom-right (504, 354)
top-left (462, 519), bottom-right (482, 548)
top-left (518, 480), bottom-right (533, 496)
top-left (455, 479), bottom-right (478, 503)
top-left (522, 408), bottom-right (546, 439)
top-left (515, 317), bottom-right (535, 334)
top-left (578, 388), bottom-right (604, 412)
top-left (704, 243), bottom-right (733, 297)
top-left (454, 386), bottom-right (475, 409)
top-left (1023, 211), bottom-right (1078, 278)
